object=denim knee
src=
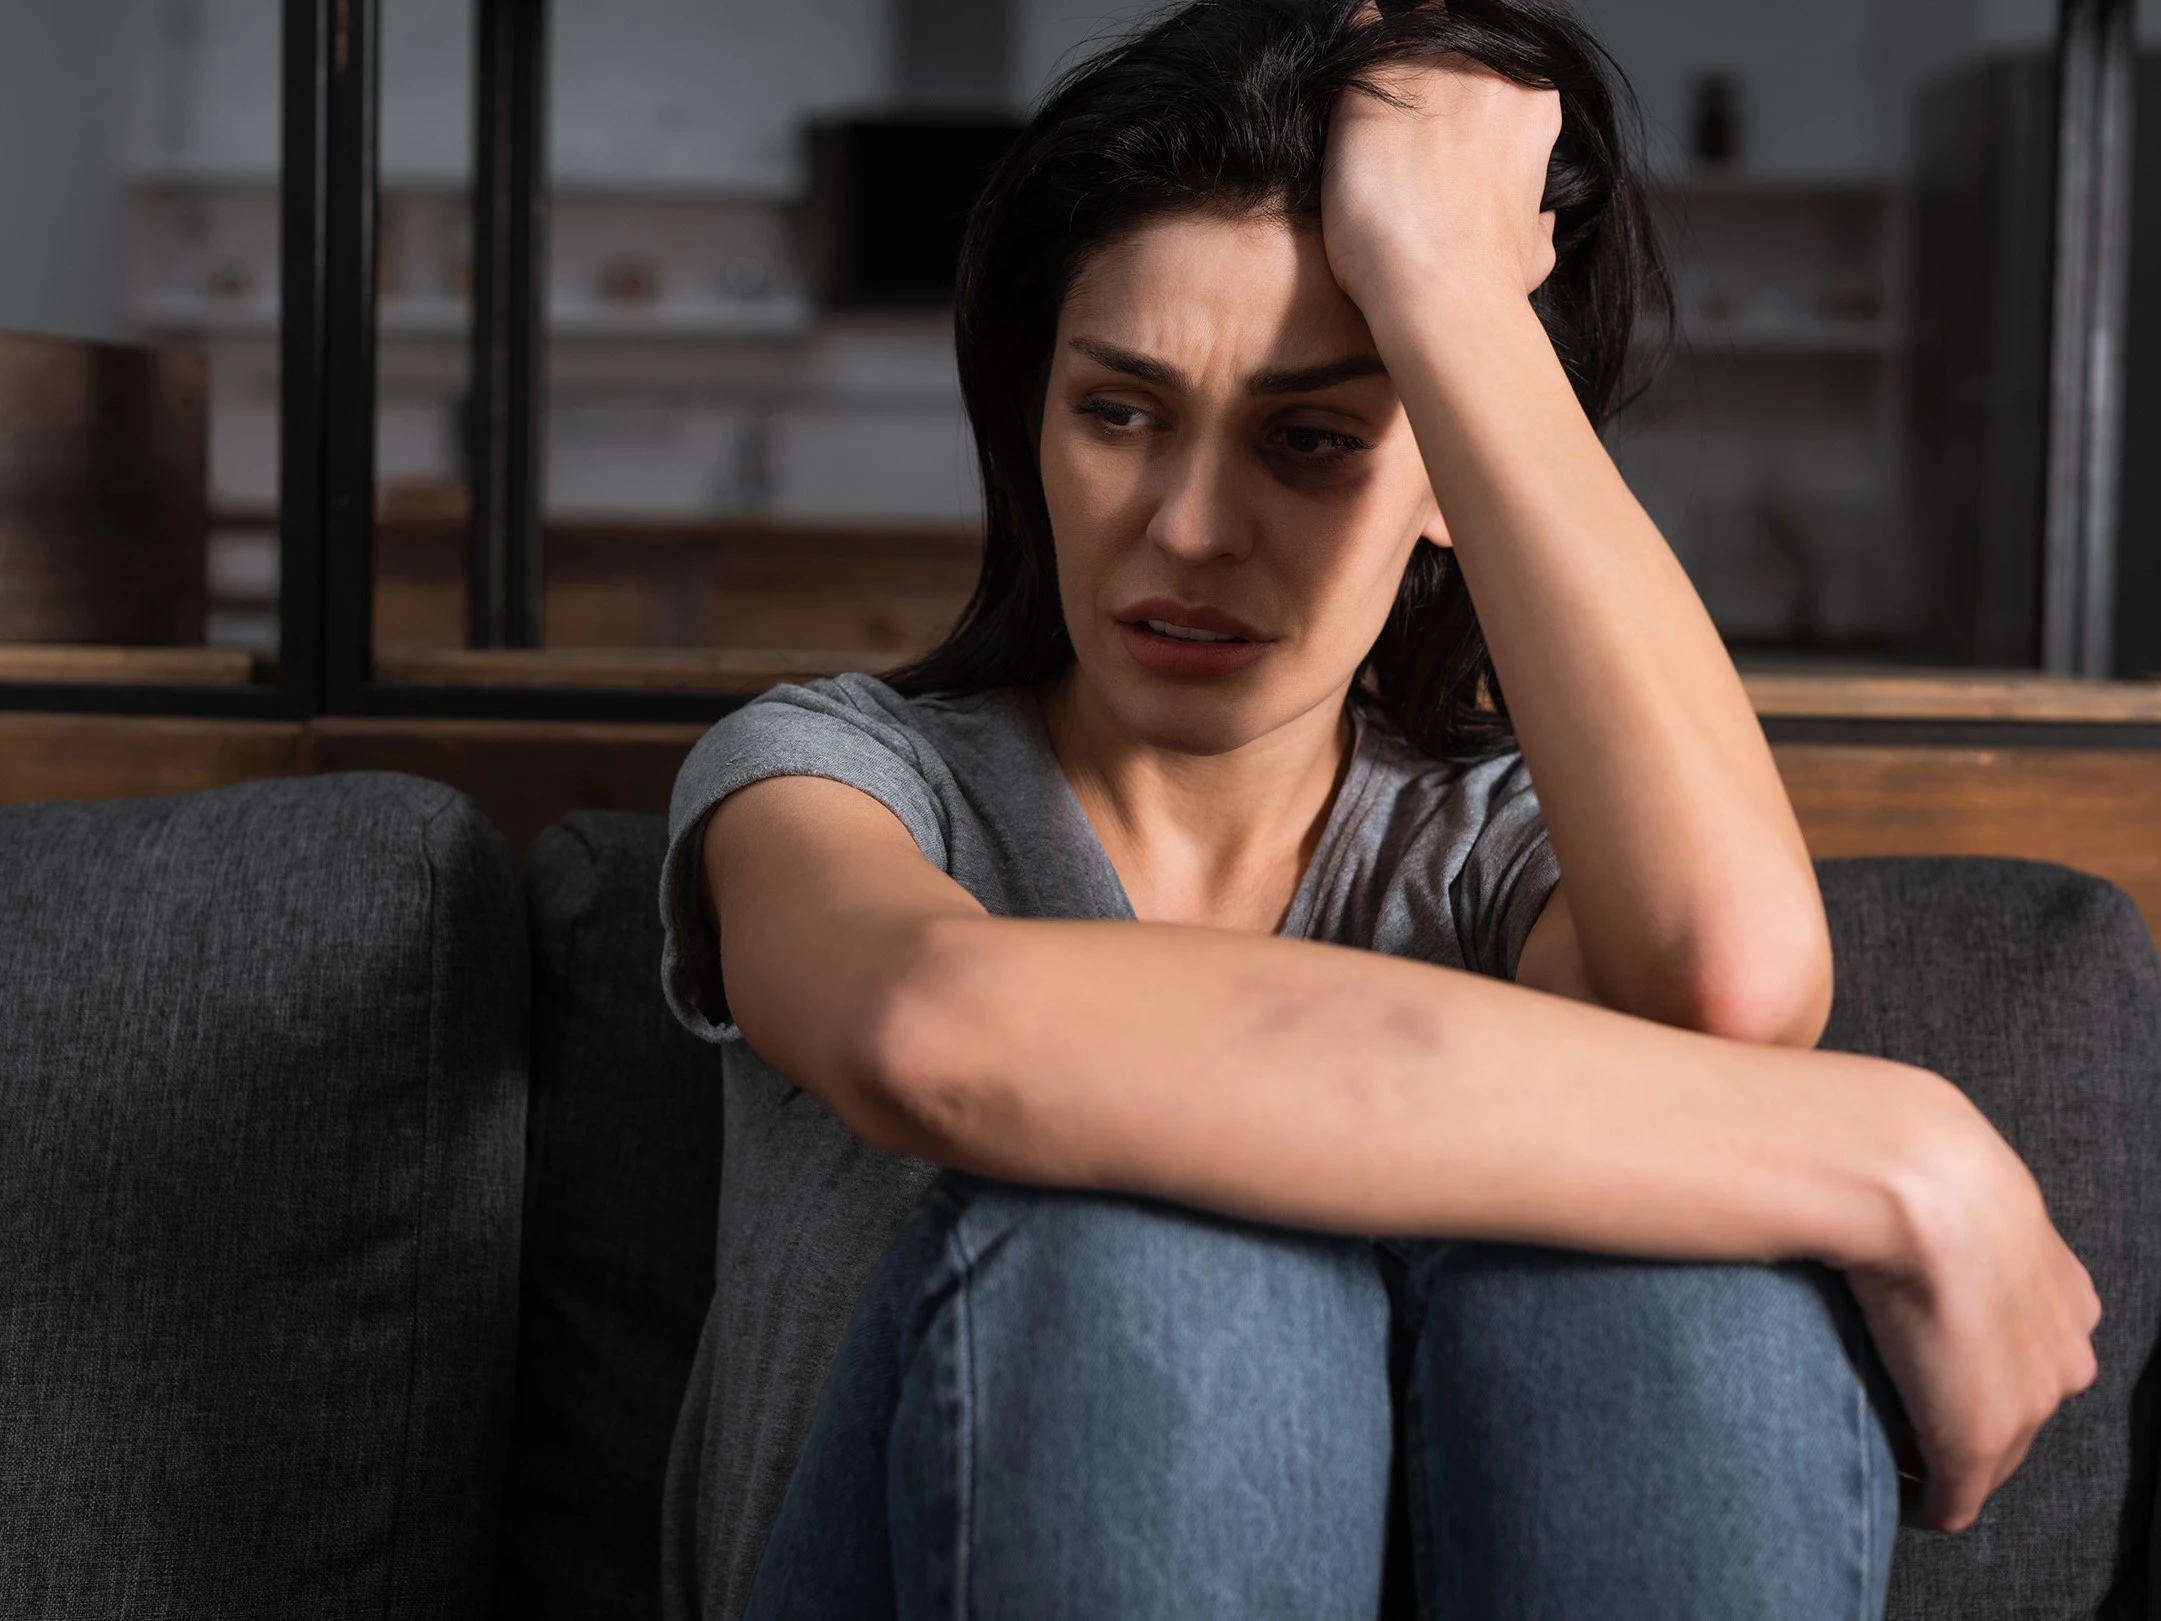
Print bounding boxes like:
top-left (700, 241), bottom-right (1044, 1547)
top-left (1399, 1245), bottom-right (1898, 1621)
top-left (928, 1174), bottom-right (1387, 1357)
top-left (885, 1176), bottom-right (1397, 1621)
top-left (1405, 1243), bottom-right (1880, 1428)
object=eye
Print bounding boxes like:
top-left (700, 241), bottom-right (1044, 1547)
top-left (1071, 398), bottom-right (1154, 434)
top-left (1269, 423), bottom-right (1370, 461)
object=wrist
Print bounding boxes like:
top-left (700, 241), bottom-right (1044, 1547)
top-left (1821, 1060), bottom-right (1992, 1278)
top-left (1351, 257), bottom-right (1535, 333)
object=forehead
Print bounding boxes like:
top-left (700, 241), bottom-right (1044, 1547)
top-left (1057, 211), bottom-right (1373, 373)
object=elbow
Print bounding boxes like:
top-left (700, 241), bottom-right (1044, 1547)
top-left (1597, 893), bottom-right (1832, 1047)
top-left (1654, 911), bottom-right (1834, 1048)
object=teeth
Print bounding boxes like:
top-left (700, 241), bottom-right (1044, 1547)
top-left (1144, 619), bottom-right (1241, 643)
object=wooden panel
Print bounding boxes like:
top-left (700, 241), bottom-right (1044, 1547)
top-left (372, 515), bottom-right (980, 661)
top-left (307, 717), bottom-right (706, 858)
top-left (0, 713), bottom-right (303, 804)
top-left (1775, 744), bottom-right (2161, 939)
top-left (5, 714), bottom-right (2161, 947)
top-left (0, 331), bottom-right (208, 644)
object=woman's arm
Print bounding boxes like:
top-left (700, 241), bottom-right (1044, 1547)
top-left (708, 773), bottom-right (2097, 1530)
top-left (1323, 67), bottom-right (1829, 1045)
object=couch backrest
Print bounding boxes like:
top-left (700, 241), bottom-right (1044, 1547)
top-left (0, 774), bottom-right (527, 1620)
top-left (495, 812), bottom-right (726, 1619)
top-left (504, 825), bottom-right (2161, 1621)
top-left (1818, 858), bottom-right (2161, 1619)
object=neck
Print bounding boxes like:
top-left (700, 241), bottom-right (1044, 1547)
top-left (1040, 669), bottom-right (1355, 932)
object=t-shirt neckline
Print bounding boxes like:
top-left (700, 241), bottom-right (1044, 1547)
top-left (1015, 688), bottom-right (1383, 938)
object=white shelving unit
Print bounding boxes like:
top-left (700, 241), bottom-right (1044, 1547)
top-left (123, 169), bottom-right (976, 538)
top-left (1614, 173), bottom-right (1911, 657)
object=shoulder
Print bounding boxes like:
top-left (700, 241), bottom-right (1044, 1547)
top-left (1353, 707), bottom-right (1542, 833)
top-left (669, 674), bottom-right (1037, 854)
top-left (1301, 707), bottom-right (1554, 978)
top-left (707, 673), bottom-right (1018, 763)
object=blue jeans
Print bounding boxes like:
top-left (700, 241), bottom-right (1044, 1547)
top-left (741, 1174), bottom-right (1900, 1620)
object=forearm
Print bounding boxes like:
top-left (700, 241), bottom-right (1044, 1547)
top-left (1366, 286), bottom-right (1826, 1036)
top-left (865, 913), bottom-right (1943, 1268)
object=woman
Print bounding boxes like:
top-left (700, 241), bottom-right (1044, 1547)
top-left (657, 2), bottom-right (2099, 1616)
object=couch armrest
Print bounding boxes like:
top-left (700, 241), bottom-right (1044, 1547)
top-left (0, 773), bottom-right (527, 1620)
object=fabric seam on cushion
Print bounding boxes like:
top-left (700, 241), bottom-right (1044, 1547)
top-left (524, 818), bottom-right (600, 1216)
top-left (380, 790), bottom-right (453, 1616)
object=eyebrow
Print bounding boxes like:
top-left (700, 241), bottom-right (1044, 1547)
top-left (1248, 354), bottom-right (1388, 395)
top-left (1066, 337), bottom-right (1387, 398)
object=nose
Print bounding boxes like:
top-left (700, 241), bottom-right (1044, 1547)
top-left (1144, 437), bottom-right (1255, 567)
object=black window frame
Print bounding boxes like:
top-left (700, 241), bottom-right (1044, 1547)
top-left (0, 0), bottom-right (2148, 739)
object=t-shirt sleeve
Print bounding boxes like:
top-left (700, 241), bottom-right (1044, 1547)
top-left (1447, 752), bottom-right (1561, 982)
top-left (658, 677), bottom-right (950, 1042)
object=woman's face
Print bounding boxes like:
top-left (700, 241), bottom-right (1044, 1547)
top-left (1039, 209), bottom-right (1443, 755)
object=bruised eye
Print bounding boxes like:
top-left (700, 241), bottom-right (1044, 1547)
top-left (1271, 424), bottom-right (1370, 461)
top-left (1072, 399), bottom-right (1153, 432)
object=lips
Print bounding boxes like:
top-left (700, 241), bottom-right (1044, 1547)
top-left (1114, 596), bottom-right (1274, 679)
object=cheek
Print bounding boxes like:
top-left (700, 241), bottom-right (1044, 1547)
top-left (1039, 425), bottom-right (1145, 584)
top-left (1280, 469), bottom-right (1428, 639)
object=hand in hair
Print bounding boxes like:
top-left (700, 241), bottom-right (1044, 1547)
top-left (1320, 56), bottom-right (1561, 312)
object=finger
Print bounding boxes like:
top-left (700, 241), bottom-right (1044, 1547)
top-left (1986, 1423), bottom-right (2041, 1504)
top-left (2074, 1258), bottom-right (2102, 1333)
top-left (2063, 1328), bottom-right (2099, 1396)
top-left (1920, 1467), bottom-right (1990, 1535)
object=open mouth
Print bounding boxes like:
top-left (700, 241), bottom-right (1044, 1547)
top-left (1115, 602), bottom-right (1273, 677)
top-left (1139, 618), bottom-right (1248, 644)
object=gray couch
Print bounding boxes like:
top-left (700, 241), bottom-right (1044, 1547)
top-left (0, 772), bottom-right (2154, 1620)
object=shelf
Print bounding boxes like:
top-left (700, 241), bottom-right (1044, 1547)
top-left (1648, 172), bottom-right (1895, 201)
top-left (129, 293), bottom-right (814, 342)
top-left (1662, 316), bottom-right (1899, 357)
top-left (123, 161), bottom-right (796, 204)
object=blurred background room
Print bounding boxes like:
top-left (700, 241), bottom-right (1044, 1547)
top-left (0, 0), bottom-right (2156, 705)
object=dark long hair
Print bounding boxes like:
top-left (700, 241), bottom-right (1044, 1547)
top-left (887, 0), bottom-right (1668, 763)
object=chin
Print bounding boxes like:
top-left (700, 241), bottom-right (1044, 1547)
top-left (1087, 659), bottom-right (1323, 756)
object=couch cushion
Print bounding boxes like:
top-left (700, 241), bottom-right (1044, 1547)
top-left (1818, 858), bottom-right (2161, 1620)
top-left (496, 812), bottom-right (724, 1618)
top-left (0, 773), bottom-right (526, 1620)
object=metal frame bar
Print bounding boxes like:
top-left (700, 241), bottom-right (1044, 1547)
top-left (276, 0), bottom-right (332, 716)
top-left (467, 0), bottom-right (550, 649)
top-left (315, 0), bottom-right (382, 711)
top-left (2043, 0), bottom-right (2139, 677)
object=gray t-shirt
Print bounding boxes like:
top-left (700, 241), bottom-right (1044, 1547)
top-left (655, 672), bottom-right (1559, 1621)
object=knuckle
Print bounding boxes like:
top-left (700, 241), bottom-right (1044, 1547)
top-left (2068, 1343), bottom-right (2099, 1395)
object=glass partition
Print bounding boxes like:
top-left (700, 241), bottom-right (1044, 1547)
top-left (0, 0), bottom-right (281, 692)
top-left (370, 0), bottom-right (478, 671)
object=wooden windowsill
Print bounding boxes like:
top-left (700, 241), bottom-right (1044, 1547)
top-left (6, 642), bottom-right (2159, 728)
top-left (380, 648), bottom-right (2161, 725)
top-left (0, 644), bottom-right (263, 686)
top-left (372, 646), bottom-right (898, 691)
top-left (1740, 671), bottom-right (2161, 724)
